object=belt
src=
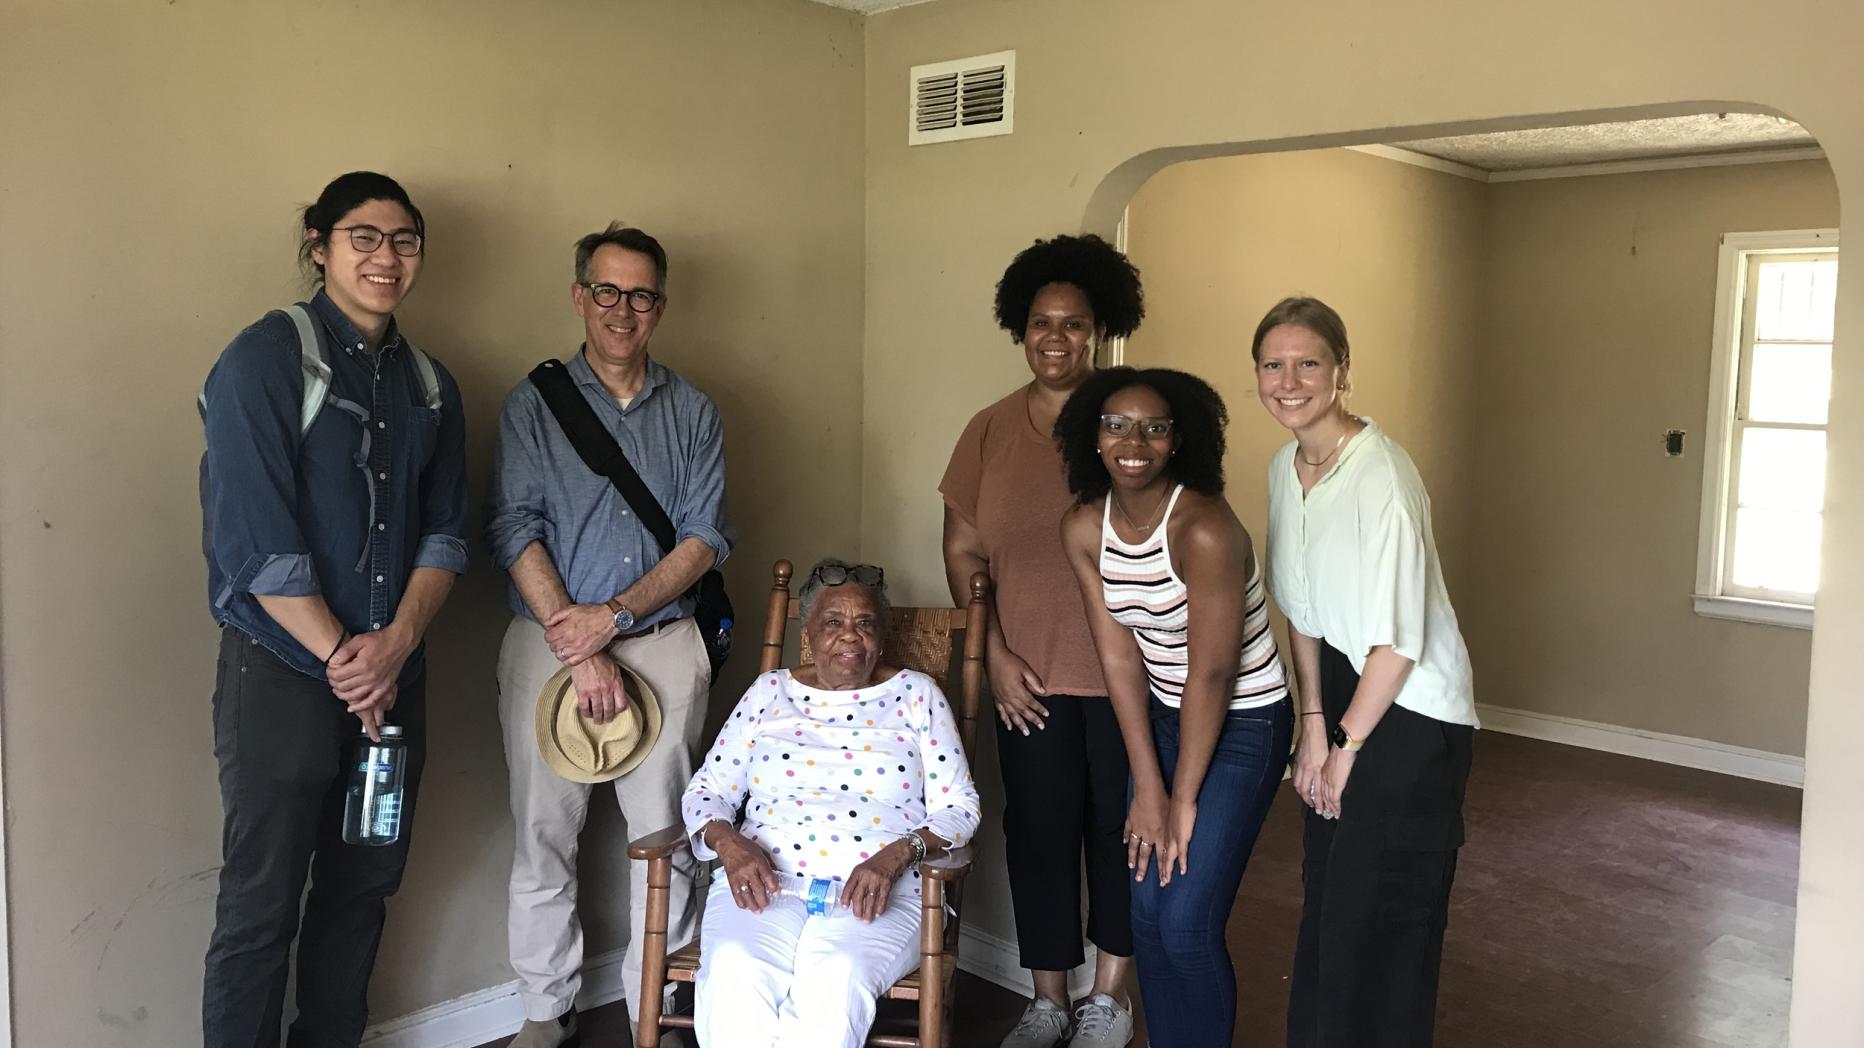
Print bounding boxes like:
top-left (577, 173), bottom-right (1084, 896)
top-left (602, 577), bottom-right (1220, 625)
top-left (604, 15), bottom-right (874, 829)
top-left (618, 619), bottom-right (671, 641)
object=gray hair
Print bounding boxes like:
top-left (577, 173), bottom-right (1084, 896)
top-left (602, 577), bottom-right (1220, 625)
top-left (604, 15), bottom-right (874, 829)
top-left (572, 221), bottom-right (668, 289)
top-left (797, 557), bottom-right (891, 625)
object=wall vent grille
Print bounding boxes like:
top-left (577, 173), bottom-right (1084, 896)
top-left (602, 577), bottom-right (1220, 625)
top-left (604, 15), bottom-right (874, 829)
top-left (909, 50), bottom-right (1015, 145)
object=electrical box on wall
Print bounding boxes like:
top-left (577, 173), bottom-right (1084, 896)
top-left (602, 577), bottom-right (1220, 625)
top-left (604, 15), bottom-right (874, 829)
top-left (908, 50), bottom-right (1015, 146)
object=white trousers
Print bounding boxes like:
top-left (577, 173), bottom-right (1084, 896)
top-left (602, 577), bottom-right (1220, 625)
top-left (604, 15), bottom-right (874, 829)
top-left (693, 878), bottom-right (922, 1048)
top-left (496, 615), bottom-right (710, 1021)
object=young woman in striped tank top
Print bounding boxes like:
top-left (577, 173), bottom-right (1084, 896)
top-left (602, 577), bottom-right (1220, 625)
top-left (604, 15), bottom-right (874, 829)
top-left (1057, 367), bottom-right (1294, 1048)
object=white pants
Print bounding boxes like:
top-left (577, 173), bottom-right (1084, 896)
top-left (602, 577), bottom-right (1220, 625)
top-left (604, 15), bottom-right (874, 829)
top-left (693, 878), bottom-right (922, 1048)
top-left (496, 615), bottom-right (710, 1021)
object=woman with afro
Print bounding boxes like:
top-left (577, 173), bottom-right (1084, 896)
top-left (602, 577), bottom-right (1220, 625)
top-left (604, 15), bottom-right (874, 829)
top-left (1057, 367), bottom-right (1294, 1048)
top-left (938, 234), bottom-right (1145, 1048)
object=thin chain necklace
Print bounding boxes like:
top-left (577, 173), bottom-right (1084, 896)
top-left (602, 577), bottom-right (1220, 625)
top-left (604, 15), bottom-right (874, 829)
top-left (1114, 487), bottom-right (1169, 536)
top-left (1298, 418), bottom-right (1358, 469)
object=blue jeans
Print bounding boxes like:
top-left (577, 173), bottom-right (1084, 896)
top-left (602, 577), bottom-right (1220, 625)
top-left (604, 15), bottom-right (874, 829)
top-left (1131, 700), bottom-right (1292, 1048)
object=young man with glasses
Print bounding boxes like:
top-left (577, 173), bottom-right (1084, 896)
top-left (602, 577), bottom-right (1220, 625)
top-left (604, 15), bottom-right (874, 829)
top-left (485, 223), bottom-right (733, 1048)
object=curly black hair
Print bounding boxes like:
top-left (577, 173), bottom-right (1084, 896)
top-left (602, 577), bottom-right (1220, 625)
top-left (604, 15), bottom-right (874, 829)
top-left (1053, 367), bottom-right (1228, 503)
top-left (993, 233), bottom-right (1145, 342)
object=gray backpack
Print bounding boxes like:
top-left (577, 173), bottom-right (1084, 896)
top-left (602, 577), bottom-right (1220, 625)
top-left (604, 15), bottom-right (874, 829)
top-left (198, 303), bottom-right (440, 434)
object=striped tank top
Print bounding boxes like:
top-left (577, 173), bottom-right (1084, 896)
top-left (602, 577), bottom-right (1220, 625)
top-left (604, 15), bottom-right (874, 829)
top-left (1100, 485), bottom-right (1290, 710)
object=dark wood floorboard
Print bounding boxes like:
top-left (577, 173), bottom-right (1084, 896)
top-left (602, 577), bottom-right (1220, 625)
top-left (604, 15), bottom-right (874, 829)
top-left (475, 733), bottom-right (1799, 1047)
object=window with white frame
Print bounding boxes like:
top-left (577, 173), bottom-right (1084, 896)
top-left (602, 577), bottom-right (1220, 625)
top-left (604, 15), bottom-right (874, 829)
top-left (1694, 229), bottom-right (1839, 629)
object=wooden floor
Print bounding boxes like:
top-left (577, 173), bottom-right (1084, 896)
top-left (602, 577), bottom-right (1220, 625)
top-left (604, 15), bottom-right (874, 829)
top-left (478, 732), bottom-right (1800, 1047)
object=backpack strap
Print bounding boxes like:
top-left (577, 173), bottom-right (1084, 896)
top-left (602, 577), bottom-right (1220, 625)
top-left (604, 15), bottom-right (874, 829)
top-left (404, 340), bottom-right (443, 413)
top-left (282, 304), bottom-right (332, 437)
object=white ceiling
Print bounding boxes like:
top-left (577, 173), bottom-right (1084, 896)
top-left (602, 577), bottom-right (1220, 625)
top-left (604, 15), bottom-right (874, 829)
top-left (1392, 113), bottom-right (1816, 172)
top-left (804, 0), bottom-right (939, 12)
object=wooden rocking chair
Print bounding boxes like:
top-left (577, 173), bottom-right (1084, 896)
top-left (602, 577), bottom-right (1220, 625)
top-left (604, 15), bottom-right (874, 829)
top-left (628, 558), bottom-right (991, 1047)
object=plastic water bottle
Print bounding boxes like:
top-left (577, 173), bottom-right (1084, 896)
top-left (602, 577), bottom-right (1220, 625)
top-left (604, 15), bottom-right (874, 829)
top-left (342, 726), bottom-right (407, 846)
top-left (714, 617), bottom-right (734, 662)
top-left (781, 876), bottom-right (845, 916)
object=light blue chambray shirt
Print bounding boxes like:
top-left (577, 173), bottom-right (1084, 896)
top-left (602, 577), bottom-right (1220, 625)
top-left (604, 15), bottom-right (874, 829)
top-left (485, 350), bottom-right (733, 626)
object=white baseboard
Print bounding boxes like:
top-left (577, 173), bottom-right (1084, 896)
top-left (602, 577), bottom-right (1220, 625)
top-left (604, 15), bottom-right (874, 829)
top-left (359, 948), bottom-right (630, 1048)
top-left (956, 924), bottom-right (1096, 1001)
top-left (1476, 702), bottom-right (1804, 788)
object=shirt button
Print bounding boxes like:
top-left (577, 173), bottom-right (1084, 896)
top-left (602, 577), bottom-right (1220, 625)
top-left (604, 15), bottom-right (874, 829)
top-left (355, 342), bottom-right (364, 351)
top-left (377, 472), bottom-right (388, 481)
top-left (375, 574), bottom-right (385, 583)
top-left (624, 556), bottom-right (632, 564)
top-left (621, 510), bottom-right (630, 517)
top-left (376, 522), bottom-right (386, 531)
top-left (377, 421), bottom-right (386, 429)
top-left (372, 622), bottom-right (382, 630)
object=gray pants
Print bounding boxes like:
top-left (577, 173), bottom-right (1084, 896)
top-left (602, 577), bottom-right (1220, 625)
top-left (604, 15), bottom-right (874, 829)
top-left (496, 615), bottom-right (709, 1022)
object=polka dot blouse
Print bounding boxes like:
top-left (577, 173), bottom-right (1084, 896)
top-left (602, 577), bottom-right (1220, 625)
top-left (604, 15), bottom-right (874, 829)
top-left (682, 668), bottom-right (981, 895)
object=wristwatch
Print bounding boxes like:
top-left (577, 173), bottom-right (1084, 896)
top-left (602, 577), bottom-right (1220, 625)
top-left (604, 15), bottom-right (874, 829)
top-left (1330, 724), bottom-right (1365, 752)
top-left (606, 597), bottom-right (635, 634)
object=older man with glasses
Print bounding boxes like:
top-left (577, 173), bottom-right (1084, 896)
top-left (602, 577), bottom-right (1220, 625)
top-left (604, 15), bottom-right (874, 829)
top-left (486, 223), bottom-right (733, 1048)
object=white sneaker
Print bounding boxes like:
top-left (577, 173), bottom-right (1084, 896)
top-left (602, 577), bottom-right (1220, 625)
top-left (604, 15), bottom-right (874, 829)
top-left (1069, 993), bottom-right (1134, 1048)
top-left (1000, 996), bottom-right (1073, 1048)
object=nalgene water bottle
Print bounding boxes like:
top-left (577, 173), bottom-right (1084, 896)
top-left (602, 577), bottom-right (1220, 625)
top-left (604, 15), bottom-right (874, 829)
top-left (342, 726), bottom-right (407, 846)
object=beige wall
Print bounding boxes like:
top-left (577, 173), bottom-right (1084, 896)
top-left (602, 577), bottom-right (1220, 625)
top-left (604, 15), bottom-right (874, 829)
top-left (1468, 160), bottom-right (1836, 756)
top-left (861, 1), bottom-right (1864, 1043)
top-left (1123, 147), bottom-right (1487, 594)
top-left (0, 0), bottom-right (864, 1043)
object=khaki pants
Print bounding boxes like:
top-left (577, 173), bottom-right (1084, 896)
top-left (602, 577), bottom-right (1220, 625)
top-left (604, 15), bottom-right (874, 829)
top-left (496, 614), bottom-right (709, 1022)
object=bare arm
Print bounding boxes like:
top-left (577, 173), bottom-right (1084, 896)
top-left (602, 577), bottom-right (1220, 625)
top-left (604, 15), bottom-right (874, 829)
top-left (1288, 626), bottom-right (1329, 810)
top-left (1167, 503), bottom-right (1254, 831)
top-left (541, 536), bottom-right (715, 667)
top-left (253, 594), bottom-right (347, 668)
top-left (1063, 503), bottom-right (1179, 882)
top-left (942, 505), bottom-right (1049, 732)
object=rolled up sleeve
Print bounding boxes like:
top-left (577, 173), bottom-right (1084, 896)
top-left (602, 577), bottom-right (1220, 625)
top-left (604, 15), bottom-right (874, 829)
top-left (485, 390), bottom-right (552, 571)
top-left (204, 323), bottom-right (321, 605)
top-left (672, 395), bottom-right (734, 568)
top-left (413, 359), bottom-right (470, 575)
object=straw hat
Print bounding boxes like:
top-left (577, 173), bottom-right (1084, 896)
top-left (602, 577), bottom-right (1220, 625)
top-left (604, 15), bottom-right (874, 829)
top-left (534, 661), bottom-right (662, 783)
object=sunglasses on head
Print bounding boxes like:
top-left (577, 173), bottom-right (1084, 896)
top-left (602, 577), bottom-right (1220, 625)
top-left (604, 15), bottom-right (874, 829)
top-left (810, 563), bottom-right (885, 588)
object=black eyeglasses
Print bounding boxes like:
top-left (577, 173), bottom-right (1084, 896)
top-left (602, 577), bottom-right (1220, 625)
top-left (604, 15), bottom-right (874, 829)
top-left (580, 282), bottom-right (663, 313)
top-left (1100, 414), bottom-right (1174, 439)
top-left (810, 563), bottom-right (885, 588)
top-left (332, 225), bottom-right (423, 257)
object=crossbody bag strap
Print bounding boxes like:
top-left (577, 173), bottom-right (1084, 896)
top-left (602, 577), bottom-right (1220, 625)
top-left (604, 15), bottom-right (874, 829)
top-left (527, 359), bottom-right (678, 555)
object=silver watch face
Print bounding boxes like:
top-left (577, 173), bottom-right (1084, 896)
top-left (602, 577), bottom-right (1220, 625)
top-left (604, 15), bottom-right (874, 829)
top-left (612, 607), bottom-right (635, 633)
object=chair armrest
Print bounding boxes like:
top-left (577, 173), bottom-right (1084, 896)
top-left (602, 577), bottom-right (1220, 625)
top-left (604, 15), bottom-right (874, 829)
top-left (919, 843), bottom-right (975, 881)
top-left (628, 822), bottom-right (694, 861)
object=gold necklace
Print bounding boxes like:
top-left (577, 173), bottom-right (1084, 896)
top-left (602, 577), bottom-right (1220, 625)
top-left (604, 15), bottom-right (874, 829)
top-left (1298, 423), bottom-right (1355, 468)
top-left (1114, 488), bottom-right (1168, 535)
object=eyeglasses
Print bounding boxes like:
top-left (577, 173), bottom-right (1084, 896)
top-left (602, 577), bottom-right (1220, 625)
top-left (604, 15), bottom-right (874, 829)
top-left (1100, 414), bottom-right (1174, 439)
top-left (810, 563), bottom-right (885, 588)
top-left (332, 225), bottom-right (423, 257)
top-left (580, 282), bottom-right (663, 313)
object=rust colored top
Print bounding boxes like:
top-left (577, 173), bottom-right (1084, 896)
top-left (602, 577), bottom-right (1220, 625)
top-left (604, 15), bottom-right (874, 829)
top-left (939, 387), bottom-right (1107, 697)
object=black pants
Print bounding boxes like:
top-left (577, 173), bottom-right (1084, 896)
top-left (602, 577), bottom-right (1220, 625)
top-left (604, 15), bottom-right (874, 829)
top-left (203, 628), bottom-right (427, 1048)
top-left (1286, 643), bottom-right (1473, 1048)
top-left (998, 694), bottom-right (1133, 970)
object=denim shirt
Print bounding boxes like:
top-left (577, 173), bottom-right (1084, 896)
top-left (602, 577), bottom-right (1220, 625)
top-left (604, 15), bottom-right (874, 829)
top-left (485, 350), bottom-right (732, 627)
top-left (200, 290), bottom-right (470, 679)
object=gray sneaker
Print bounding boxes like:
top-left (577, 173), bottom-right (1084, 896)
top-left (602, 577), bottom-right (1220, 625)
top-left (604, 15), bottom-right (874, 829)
top-left (1000, 996), bottom-right (1073, 1048)
top-left (1069, 993), bottom-right (1134, 1048)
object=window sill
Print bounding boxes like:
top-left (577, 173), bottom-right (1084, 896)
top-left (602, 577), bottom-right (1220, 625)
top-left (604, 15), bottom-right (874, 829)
top-left (1692, 594), bottom-right (1813, 630)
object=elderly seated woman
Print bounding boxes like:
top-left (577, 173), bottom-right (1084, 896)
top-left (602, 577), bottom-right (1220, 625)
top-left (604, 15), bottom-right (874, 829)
top-left (682, 558), bottom-right (981, 1048)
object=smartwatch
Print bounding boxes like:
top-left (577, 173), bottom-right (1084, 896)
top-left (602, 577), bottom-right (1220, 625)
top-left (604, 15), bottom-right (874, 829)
top-left (606, 597), bottom-right (636, 635)
top-left (1330, 724), bottom-right (1365, 752)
